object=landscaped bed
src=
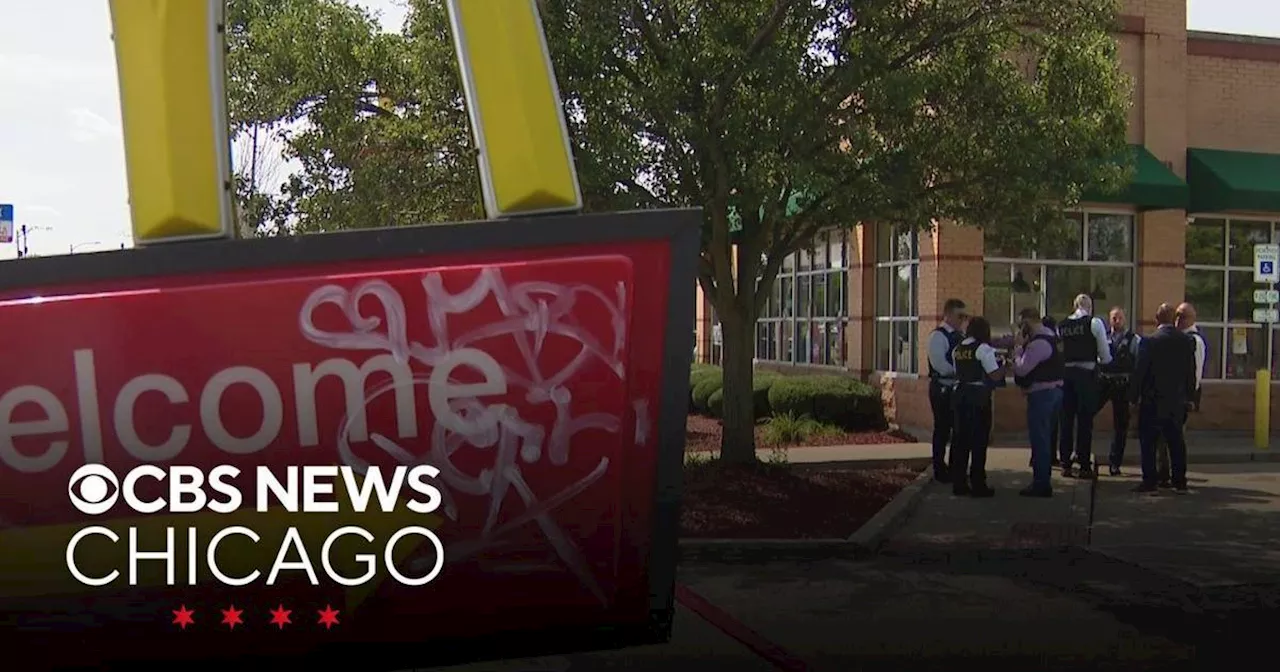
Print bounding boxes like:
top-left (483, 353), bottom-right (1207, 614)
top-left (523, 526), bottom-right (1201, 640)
top-left (678, 363), bottom-right (922, 539)
top-left (684, 414), bottom-right (913, 452)
top-left (680, 460), bottom-right (923, 539)
top-left (685, 363), bottom-right (915, 452)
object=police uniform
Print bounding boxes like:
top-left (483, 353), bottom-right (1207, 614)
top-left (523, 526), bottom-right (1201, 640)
top-left (927, 325), bottom-right (965, 482)
top-left (1057, 314), bottom-right (1107, 476)
top-left (1016, 329), bottom-right (1067, 495)
top-left (950, 337), bottom-right (1000, 497)
top-left (1102, 328), bottom-right (1138, 473)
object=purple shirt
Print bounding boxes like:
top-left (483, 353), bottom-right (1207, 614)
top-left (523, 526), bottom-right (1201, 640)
top-left (1014, 325), bottom-right (1063, 393)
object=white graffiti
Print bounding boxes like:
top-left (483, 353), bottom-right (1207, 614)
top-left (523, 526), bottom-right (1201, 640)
top-left (298, 266), bottom-right (634, 604)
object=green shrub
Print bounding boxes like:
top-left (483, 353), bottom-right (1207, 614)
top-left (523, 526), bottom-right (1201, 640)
top-left (690, 372), bottom-right (724, 414)
top-left (767, 374), bottom-right (886, 430)
top-left (760, 412), bottom-right (844, 446)
top-left (688, 366), bottom-right (722, 413)
top-left (707, 372), bottom-right (779, 419)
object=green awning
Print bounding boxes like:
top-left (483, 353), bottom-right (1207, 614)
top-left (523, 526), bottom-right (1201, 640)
top-left (1083, 144), bottom-right (1188, 210)
top-left (1187, 147), bottom-right (1280, 213)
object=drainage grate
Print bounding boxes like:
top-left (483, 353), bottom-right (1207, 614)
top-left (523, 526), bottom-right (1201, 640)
top-left (1006, 522), bottom-right (1089, 547)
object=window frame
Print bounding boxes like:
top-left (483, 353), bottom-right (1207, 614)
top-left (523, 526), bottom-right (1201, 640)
top-left (1185, 213), bottom-right (1279, 384)
top-left (983, 208), bottom-right (1138, 329)
top-left (755, 229), bottom-right (850, 368)
top-left (874, 223), bottom-right (921, 376)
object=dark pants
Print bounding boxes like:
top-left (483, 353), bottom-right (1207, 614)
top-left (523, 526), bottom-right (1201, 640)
top-left (951, 385), bottom-right (992, 487)
top-left (1156, 409), bottom-right (1192, 483)
top-left (1102, 375), bottom-right (1132, 468)
top-left (928, 382), bottom-right (955, 477)
top-left (1060, 367), bottom-right (1100, 469)
top-left (1027, 386), bottom-right (1064, 491)
top-left (1140, 404), bottom-right (1188, 488)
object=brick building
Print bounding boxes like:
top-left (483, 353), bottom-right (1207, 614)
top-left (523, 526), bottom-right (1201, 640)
top-left (694, 0), bottom-right (1280, 436)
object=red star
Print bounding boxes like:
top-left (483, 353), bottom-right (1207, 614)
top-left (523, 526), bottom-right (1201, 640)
top-left (316, 604), bottom-right (340, 630)
top-left (268, 604), bottom-right (292, 629)
top-left (220, 605), bottom-right (244, 630)
top-left (172, 604), bottom-right (195, 629)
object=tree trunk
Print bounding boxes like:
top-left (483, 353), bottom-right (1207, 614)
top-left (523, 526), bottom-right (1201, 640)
top-left (718, 307), bottom-right (758, 464)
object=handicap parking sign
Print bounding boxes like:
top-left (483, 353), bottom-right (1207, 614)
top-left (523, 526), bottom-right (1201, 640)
top-left (1257, 244), bottom-right (1280, 283)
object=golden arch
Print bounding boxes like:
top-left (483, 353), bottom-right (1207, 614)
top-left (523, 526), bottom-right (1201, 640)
top-left (109, 0), bottom-right (582, 244)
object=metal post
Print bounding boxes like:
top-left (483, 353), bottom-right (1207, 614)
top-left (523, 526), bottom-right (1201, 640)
top-left (1256, 368), bottom-right (1270, 450)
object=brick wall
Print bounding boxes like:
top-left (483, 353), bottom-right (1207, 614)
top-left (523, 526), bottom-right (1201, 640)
top-left (847, 224), bottom-right (876, 376)
top-left (1188, 54), bottom-right (1280, 152)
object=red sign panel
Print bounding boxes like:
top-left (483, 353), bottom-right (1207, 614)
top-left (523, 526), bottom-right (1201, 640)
top-left (0, 213), bottom-right (697, 670)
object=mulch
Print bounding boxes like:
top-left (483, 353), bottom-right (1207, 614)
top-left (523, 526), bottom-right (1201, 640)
top-left (680, 461), bottom-right (923, 539)
top-left (684, 414), bottom-right (915, 453)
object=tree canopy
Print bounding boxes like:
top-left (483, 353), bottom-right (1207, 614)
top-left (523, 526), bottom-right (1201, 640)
top-left (227, 0), bottom-right (1132, 462)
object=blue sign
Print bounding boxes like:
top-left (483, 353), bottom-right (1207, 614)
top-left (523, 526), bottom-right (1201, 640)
top-left (0, 204), bottom-right (12, 244)
top-left (1263, 261), bottom-right (1276, 276)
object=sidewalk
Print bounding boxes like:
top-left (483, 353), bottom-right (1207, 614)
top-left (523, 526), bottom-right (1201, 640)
top-left (884, 448), bottom-right (1091, 550)
top-left (1089, 462), bottom-right (1280, 587)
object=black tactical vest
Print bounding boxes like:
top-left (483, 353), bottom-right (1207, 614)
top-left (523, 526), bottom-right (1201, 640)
top-left (952, 340), bottom-right (986, 385)
top-left (1058, 315), bottom-right (1097, 363)
top-left (1014, 333), bottom-right (1066, 388)
top-left (928, 326), bottom-right (964, 382)
top-left (1103, 330), bottom-right (1137, 374)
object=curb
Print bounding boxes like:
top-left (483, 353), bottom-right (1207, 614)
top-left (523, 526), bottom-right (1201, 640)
top-left (677, 538), bottom-right (868, 563)
top-left (676, 469), bottom-right (934, 562)
top-left (847, 468), bottom-right (934, 550)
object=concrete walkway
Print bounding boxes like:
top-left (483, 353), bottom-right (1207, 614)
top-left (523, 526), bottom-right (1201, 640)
top-left (885, 448), bottom-right (1092, 549)
top-left (1090, 462), bottom-right (1280, 587)
top-left (420, 439), bottom-right (1279, 671)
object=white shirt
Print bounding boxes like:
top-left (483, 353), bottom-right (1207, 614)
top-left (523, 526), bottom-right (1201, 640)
top-left (959, 337), bottom-right (1000, 385)
top-left (1063, 309), bottom-right (1113, 368)
top-left (927, 322), bottom-right (959, 384)
top-left (1183, 325), bottom-right (1206, 390)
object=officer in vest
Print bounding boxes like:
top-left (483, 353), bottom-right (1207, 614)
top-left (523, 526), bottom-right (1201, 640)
top-left (1102, 307), bottom-right (1141, 476)
top-left (950, 316), bottom-right (1005, 498)
top-left (926, 298), bottom-right (968, 483)
top-left (1012, 307), bottom-right (1066, 497)
top-left (1056, 294), bottom-right (1112, 478)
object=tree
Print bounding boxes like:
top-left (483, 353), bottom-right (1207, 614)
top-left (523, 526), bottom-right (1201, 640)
top-left (536, 0), bottom-right (1131, 463)
top-left (226, 0), bottom-right (480, 235)
top-left (228, 0), bottom-right (1131, 464)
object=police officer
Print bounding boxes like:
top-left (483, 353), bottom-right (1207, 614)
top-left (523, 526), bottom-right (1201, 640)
top-left (1012, 307), bottom-right (1065, 498)
top-left (1155, 302), bottom-right (1207, 487)
top-left (1102, 307), bottom-right (1140, 476)
top-left (1056, 294), bottom-right (1112, 478)
top-left (927, 298), bottom-right (968, 483)
top-left (950, 316), bottom-right (1004, 498)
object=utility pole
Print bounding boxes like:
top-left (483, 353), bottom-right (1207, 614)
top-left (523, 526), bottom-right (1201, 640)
top-left (16, 224), bottom-right (51, 258)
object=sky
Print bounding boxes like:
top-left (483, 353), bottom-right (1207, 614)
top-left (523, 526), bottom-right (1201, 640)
top-left (0, 0), bottom-right (1272, 259)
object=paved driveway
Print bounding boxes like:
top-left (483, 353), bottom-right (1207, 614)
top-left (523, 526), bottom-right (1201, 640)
top-left (1089, 463), bottom-right (1280, 587)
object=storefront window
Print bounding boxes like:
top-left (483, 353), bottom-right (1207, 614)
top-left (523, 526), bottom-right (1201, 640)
top-left (1185, 217), bottom-right (1280, 380)
top-left (982, 211), bottom-right (1136, 332)
top-left (757, 229), bottom-right (849, 367)
top-left (874, 224), bottom-right (920, 373)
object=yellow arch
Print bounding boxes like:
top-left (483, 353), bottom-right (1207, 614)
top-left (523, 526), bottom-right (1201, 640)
top-left (109, 0), bottom-right (582, 244)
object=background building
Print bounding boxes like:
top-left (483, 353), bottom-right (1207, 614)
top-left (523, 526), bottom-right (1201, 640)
top-left (695, 0), bottom-right (1280, 436)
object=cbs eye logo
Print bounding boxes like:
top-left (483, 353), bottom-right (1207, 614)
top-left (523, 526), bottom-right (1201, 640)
top-left (68, 464), bottom-right (120, 516)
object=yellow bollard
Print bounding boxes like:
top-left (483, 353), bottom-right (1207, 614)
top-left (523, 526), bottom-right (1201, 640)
top-left (1256, 369), bottom-right (1271, 450)
top-left (109, 0), bottom-right (235, 243)
top-left (445, 0), bottom-right (583, 218)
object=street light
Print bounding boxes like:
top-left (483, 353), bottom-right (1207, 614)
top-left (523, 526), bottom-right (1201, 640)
top-left (16, 224), bottom-right (52, 258)
top-left (69, 241), bottom-right (104, 254)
